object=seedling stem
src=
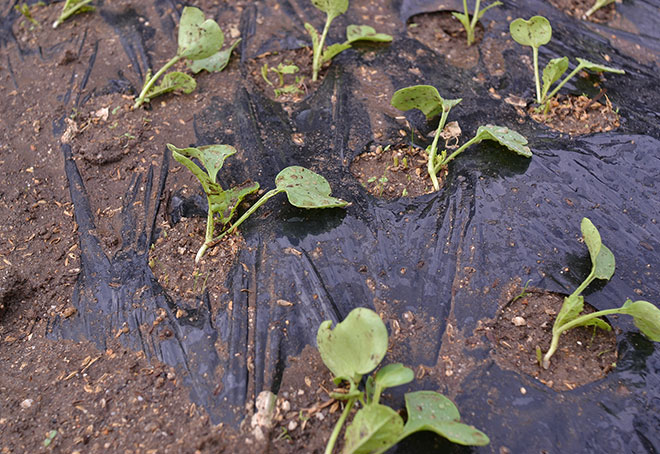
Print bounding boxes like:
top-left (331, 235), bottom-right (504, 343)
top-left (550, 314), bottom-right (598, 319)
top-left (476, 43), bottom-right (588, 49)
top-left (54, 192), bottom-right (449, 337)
top-left (135, 57), bottom-right (181, 109)
top-left (324, 396), bottom-right (356, 454)
top-left (313, 16), bottom-right (334, 81)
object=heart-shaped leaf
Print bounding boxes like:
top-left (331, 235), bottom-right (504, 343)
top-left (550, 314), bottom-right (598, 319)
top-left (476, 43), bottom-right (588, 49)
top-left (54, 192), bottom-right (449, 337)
top-left (581, 217), bottom-right (615, 281)
top-left (621, 300), bottom-right (660, 341)
top-left (401, 391), bottom-right (490, 446)
top-left (346, 25), bottom-right (393, 44)
top-left (189, 38), bottom-right (241, 73)
top-left (317, 308), bottom-right (388, 384)
top-left (510, 16), bottom-right (552, 49)
top-left (343, 403), bottom-right (404, 454)
top-left (311, 0), bottom-right (349, 20)
top-left (178, 6), bottom-right (224, 60)
top-left (575, 57), bottom-right (625, 74)
top-left (472, 125), bottom-right (532, 158)
top-left (374, 363), bottom-right (414, 390)
top-left (391, 85), bottom-right (462, 121)
top-left (275, 166), bottom-right (348, 209)
top-left (541, 57), bottom-right (568, 100)
top-left (145, 72), bottom-right (196, 102)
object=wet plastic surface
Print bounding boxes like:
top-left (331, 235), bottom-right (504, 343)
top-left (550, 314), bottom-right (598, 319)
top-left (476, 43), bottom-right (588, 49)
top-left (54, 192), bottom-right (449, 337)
top-left (4, 0), bottom-right (659, 452)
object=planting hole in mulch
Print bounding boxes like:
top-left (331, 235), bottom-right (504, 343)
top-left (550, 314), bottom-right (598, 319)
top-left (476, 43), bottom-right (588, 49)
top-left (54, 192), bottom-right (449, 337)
top-left (528, 94), bottom-right (620, 135)
top-left (548, 0), bottom-right (617, 23)
top-left (407, 12), bottom-right (483, 69)
top-left (246, 48), bottom-right (324, 103)
top-left (350, 143), bottom-right (440, 199)
top-left (491, 289), bottom-right (618, 391)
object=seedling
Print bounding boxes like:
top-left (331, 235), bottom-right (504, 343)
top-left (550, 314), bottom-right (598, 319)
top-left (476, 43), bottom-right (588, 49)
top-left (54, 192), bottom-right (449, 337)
top-left (134, 7), bottom-right (240, 109)
top-left (169, 143), bottom-right (348, 261)
top-left (391, 85), bottom-right (531, 191)
top-left (261, 63), bottom-right (305, 97)
top-left (167, 143), bottom-right (260, 262)
top-left (306, 0), bottom-right (392, 81)
top-left (209, 166), bottom-right (349, 247)
top-left (53, 0), bottom-right (93, 28)
top-left (585, 0), bottom-right (616, 18)
top-left (510, 16), bottom-right (624, 111)
top-left (542, 218), bottom-right (660, 369)
top-left (15, 3), bottom-right (39, 26)
top-left (452, 0), bottom-right (502, 46)
top-left (317, 307), bottom-right (489, 454)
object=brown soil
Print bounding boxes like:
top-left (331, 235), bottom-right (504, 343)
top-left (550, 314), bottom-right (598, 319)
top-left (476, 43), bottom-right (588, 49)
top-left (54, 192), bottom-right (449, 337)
top-left (491, 290), bottom-right (618, 391)
top-left (548, 0), bottom-right (617, 23)
top-left (246, 47), bottom-right (325, 103)
top-left (406, 12), bottom-right (484, 69)
top-left (529, 94), bottom-right (620, 135)
top-left (350, 143), bottom-right (439, 199)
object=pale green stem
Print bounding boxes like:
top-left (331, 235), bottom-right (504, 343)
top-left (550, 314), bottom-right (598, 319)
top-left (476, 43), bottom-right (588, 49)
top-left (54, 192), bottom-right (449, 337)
top-left (313, 14), bottom-right (334, 82)
top-left (585, 0), bottom-right (615, 17)
top-left (324, 396), bottom-right (356, 454)
top-left (533, 47), bottom-right (542, 104)
top-left (206, 188), bottom-right (283, 247)
top-left (543, 63), bottom-right (585, 104)
top-left (427, 108), bottom-right (451, 191)
top-left (467, 0), bottom-right (481, 45)
top-left (194, 207), bottom-right (216, 263)
top-left (53, 0), bottom-right (93, 28)
top-left (543, 306), bottom-right (621, 368)
top-left (134, 55), bottom-right (182, 109)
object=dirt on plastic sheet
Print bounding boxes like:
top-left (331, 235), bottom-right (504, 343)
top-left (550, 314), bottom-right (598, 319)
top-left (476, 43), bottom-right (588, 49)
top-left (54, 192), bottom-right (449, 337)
top-left (528, 94), bottom-right (621, 135)
top-left (491, 289), bottom-right (618, 391)
top-left (548, 0), bottom-right (617, 23)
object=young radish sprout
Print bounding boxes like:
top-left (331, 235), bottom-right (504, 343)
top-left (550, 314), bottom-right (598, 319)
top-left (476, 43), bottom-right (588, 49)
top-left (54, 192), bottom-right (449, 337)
top-left (317, 307), bottom-right (490, 454)
top-left (391, 85), bottom-right (531, 191)
top-left (306, 0), bottom-right (392, 82)
top-left (134, 7), bottom-right (240, 109)
top-left (542, 218), bottom-right (660, 369)
top-left (169, 143), bottom-right (348, 262)
top-left (53, 0), bottom-right (94, 29)
top-left (509, 16), bottom-right (624, 112)
top-left (452, 0), bottom-right (502, 46)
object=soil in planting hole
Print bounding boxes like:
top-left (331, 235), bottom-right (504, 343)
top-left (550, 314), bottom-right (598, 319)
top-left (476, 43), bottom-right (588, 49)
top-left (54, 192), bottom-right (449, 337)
top-left (406, 12), bottom-right (484, 69)
top-left (491, 290), bottom-right (618, 391)
top-left (548, 0), bottom-right (617, 24)
top-left (528, 94), bottom-right (620, 135)
top-left (246, 47), bottom-right (325, 103)
top-left (350, 143), bottom-right (440, 199)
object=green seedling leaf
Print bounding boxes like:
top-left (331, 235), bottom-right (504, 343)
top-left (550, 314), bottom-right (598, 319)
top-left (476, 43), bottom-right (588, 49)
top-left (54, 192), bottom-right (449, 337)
top-left (391, 85), bottom-right (461, 121)
top-left (575, 57), bottom-right (625, 74)
top-left (476, 1), bottom-right (503, 21)
top-left (168, 144), bottom-right (236, 189)
top-left (621, 300), bottom-right (660, 341)
top-left (451, 12), bottom-right (470, 32)
top-left (541, 57), bottom-right (568, 101)
top-left (209, 181), bottom-right (260, 225)
top-left (374, 363), bottom-right (414, 390)
top-left (343, 403), bottom-right (404, 454)
top-left (401, 391), bottom-right (490, 446)
top-left (53, 0), bottom-right (94, 28)
top-left (275, 166), bottom-right (348, 209)
top-left (189, 38), bottom-right (241, 73)
top-left (145, 71), bottom-right (196, 101)
top-left (472, 125), bottom-right (533, 158)
top-left (43, 429), bottom-right (58, 447)
top-left (509, 16), bottom-right (552, 48)
top-left (305, 23), bottom-right (321, 57)
top-left (581, 217), bottom-right (615, 281)
top-left (322, 42), bottom-right (352, 63)
top-left (311, 0), bottom-right (349, 20)
top-left (178, 6), bottom-right (224, 60)
top-left (317, 308), bottom-right (388, 384)
top-left (346, 25), bottom-right (393, 43)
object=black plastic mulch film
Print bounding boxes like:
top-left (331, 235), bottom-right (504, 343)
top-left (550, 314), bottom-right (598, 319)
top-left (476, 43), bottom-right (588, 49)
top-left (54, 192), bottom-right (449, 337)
top-left (3, 0), bottom-right (659, 452)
